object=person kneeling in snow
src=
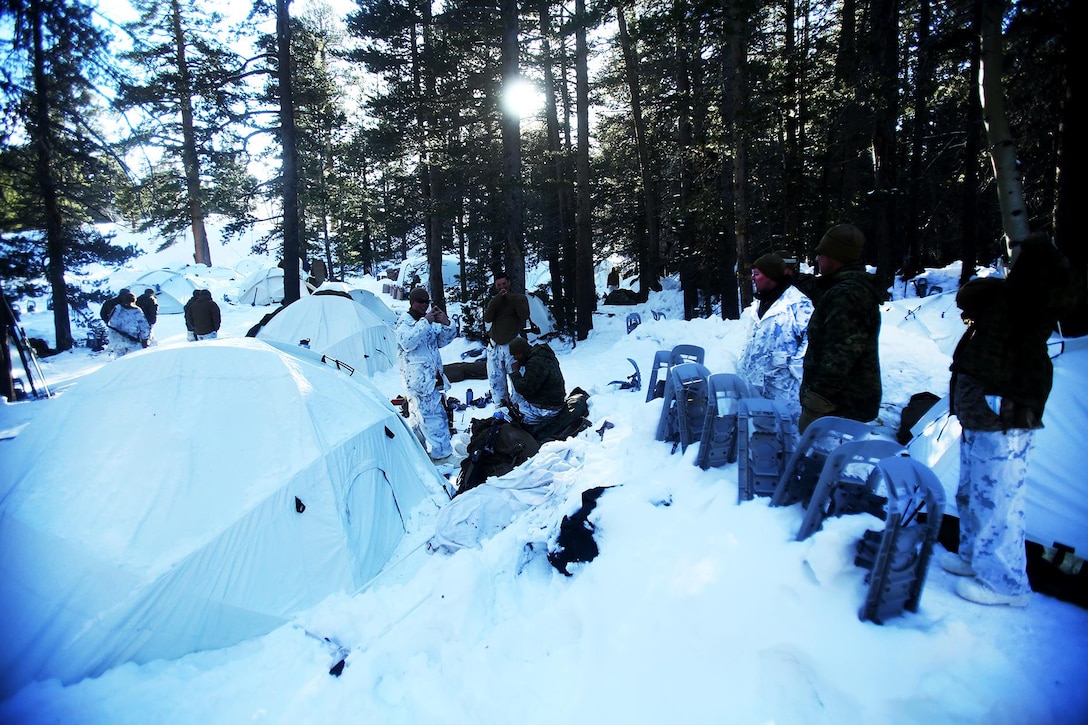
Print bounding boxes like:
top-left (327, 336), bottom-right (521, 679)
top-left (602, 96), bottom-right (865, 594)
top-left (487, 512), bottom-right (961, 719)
top-left (507, 337), bottom-right (565, 426)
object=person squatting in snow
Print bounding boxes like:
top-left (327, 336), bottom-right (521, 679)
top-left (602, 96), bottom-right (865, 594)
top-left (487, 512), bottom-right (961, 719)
top-left (507, 336), bottom-right (566, 426)
top-left (945, 233), bottom-right (1085, 607)
top-left (483, 272), bottom-right (530, 408)
top-left (736, 252), bottom-right (814, 433)
top-left (395, 286), bottom-right (458, 461)
top-left (106, 290), bottom-right (151, 358)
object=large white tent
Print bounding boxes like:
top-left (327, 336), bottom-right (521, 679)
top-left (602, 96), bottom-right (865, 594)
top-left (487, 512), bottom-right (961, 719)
top-left (315, 280), bottom-right (399, 328)
top-left (255, 291), bottom-right (397, 376)
top-left (232, 266), bottom-right (309, 306)
top-left (131, 268), bottom-right (198, 314)
top-left (0, 339), bottom-right (447, 697)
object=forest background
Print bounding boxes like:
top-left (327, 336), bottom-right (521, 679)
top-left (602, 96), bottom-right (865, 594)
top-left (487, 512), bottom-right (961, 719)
top-left (1, 0), bottom-right (1082, 349)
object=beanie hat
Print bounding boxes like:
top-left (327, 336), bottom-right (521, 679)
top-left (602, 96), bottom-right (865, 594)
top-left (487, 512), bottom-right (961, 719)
top-left (508, 337), bottom-right (531, 356)
top-left (753, 253), bottom-right (787, 282)
top-left (815, 224), bottom-right (865, 264)
top-left (409, 287), bottom-right (430, 303)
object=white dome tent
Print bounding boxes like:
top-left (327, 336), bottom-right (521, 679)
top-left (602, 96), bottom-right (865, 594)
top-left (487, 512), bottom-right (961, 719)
top-left (0, 338), bottom-right (446, 697)
top-left (255, 290), bottom-right (397, 376)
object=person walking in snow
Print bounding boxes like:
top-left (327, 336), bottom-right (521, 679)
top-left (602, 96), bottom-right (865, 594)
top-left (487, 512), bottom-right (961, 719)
top-left (99, 288), bottom-right (130, 325)
top-left (483, 272), bottom-right (530, 407)
top-left (798, 223), bottom-right (884, 433)
top-left (106, 290), bottom-right (151, 358)
top-left (737, 252), bottom-right (814, 430)
top-left (185, 289), bottom-right (221, 340)
top-left (944, 233), bottom-right (1084, 607)
top-left (507, 336), bottom-right (566, 427)
top-left (395, 286), bottom-right (458, 462)
top-left (136, 288), bottom-right (159, 345)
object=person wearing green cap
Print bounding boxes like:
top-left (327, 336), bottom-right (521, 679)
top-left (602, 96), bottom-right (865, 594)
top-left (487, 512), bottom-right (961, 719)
top-left (798, 223), bottom-right (884, 433)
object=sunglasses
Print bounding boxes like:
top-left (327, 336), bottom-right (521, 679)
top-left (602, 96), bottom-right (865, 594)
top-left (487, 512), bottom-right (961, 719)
top-left (414, 297), bottom-right (431, 305)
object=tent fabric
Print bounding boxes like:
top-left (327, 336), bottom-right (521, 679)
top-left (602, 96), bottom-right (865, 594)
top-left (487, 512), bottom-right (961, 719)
top-left (255, 293), bottom-right (396, 376)
top-left (315, 281), bottom-right (399, 328)
top-left (133, 269), bottom-right (197, 315)
top-left (0, 338), bottom-right (446, 696)
top-left (526, 293), bottom-right (557, 338)
top-left (908, 334), bottom-right (1088, 554)
top-left (234, 267), bottom-right (309, 306)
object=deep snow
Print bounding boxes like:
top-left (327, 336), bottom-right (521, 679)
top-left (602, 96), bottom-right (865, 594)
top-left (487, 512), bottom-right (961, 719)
top-left (1, 231), bottom-right (1086, 725)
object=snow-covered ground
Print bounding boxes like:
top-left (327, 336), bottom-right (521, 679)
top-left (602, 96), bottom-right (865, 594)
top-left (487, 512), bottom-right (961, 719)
top-left (1, 231), bottom-right (1086, 724)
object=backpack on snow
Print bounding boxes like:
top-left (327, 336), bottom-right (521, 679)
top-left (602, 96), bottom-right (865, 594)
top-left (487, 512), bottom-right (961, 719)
top-left (454, 417), bottom-right (541, 496)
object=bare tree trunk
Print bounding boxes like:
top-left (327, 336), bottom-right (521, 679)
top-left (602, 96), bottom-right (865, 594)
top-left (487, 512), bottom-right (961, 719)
top-left (616, 3), bottom-right (661, 297)
top-left (979, 0), bottom-right (1030, 261)
top-left (573, 0), bottom-right (594, 340)
top-left (500, 0), bottom-right (526, 293)
top-left (959, 0), bottom-right (983, 285)
top-left (781, 0), bottom-right (802, 243)
top-left (868, 0), bottom-right (900, 287)
top-left (170, 0), bottom-right (211, 267)
top-left (538, 0), bottom-right (568, 326)
top-left (726, 4), bottom-right (751, 313)
top-left (29, 0), bottom-right (73, 351)
top-left (277, 0), bottom-right (301, 303)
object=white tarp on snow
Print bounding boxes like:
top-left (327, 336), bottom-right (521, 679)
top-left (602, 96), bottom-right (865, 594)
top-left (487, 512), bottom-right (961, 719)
top-left (0, 338), bottom-right (446, 696)
top-left (255, 291), bottom-right (396, 376)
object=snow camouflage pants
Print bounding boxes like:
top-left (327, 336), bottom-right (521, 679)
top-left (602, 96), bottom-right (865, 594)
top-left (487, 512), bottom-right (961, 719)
top-left (487, 342), bottom-right (516, 404)
top-left (956, 428), bottom-right (1034, 596)
top-left (409, 386), bottom-right (452, 460)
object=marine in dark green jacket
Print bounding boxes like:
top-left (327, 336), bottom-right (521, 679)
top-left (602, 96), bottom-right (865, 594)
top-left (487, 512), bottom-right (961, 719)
top-left (799, 224), bottom-right (884, 432)
top-left (508, 337), bottom-right (566, 424)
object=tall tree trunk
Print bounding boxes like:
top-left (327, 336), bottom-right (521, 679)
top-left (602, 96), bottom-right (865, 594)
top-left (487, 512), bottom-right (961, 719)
top-left (573, 0), bottom-right (594, 340)
top-left (277, 0), bottom-right (301, 303)
top-left (867, 0), bottom-right (900, 287)
top-left (978, 0), bottom-right (1030, 261)
top-left (959, 0), bottom-right (983, 285)
top-left (724, 3), bottom-right (750, 313)
top-left (781, 0), bottom-right (802, 243)
top-left (420, 0), bottom-right (447, 308)
top-left (904, 0), bottom-right (931, 279)
top-left (29, 0), bottom-right (73, 352)
top-left (500, 0), bottom-right (526, 293)
top-left (538, 0), bottom-right (568, 327)
top-left (170, 0), bottom-right (211, 267)
top-left (615, 3), bottom-right (661, 297)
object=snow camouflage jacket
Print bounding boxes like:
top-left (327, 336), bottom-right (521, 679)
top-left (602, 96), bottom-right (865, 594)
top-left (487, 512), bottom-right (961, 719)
top-left (950, 236), bottom-right (1085, 430)
top-left (395, 309), bottom-right (458, 397)
top-left (510, 342), bottom-right (566, 410)
top-left (108, 305), bottom-right (151, 345)
top-left (737, 283), bottom-right (814, 419)
top-left (800, 263), bottom-right (884, 424)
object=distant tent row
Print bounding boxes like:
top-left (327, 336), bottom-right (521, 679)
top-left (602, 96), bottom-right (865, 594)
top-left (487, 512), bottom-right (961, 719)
top-left (0, 338), bottom-right (447, 697)
top-left (232, 266), bottom-right (310, 307)
top-left (131, 269), bottom-right (197, 314)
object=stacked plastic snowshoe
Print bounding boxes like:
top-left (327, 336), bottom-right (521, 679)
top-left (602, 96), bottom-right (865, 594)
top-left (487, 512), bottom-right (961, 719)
top-left (654, 362), bottom-right (711, 453)
top-left (769, 416), bottom-right (875, 509)
top-left (645, 344), bottom-right (705, 402)
top-left (695, 374), bottom-right (752, 470)
top-left (736, 398), bottom-right (795, 502)
top-left (794, 438), bottom-right (906, 541)
top-left (854, 456), bottom-right (945, 624)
